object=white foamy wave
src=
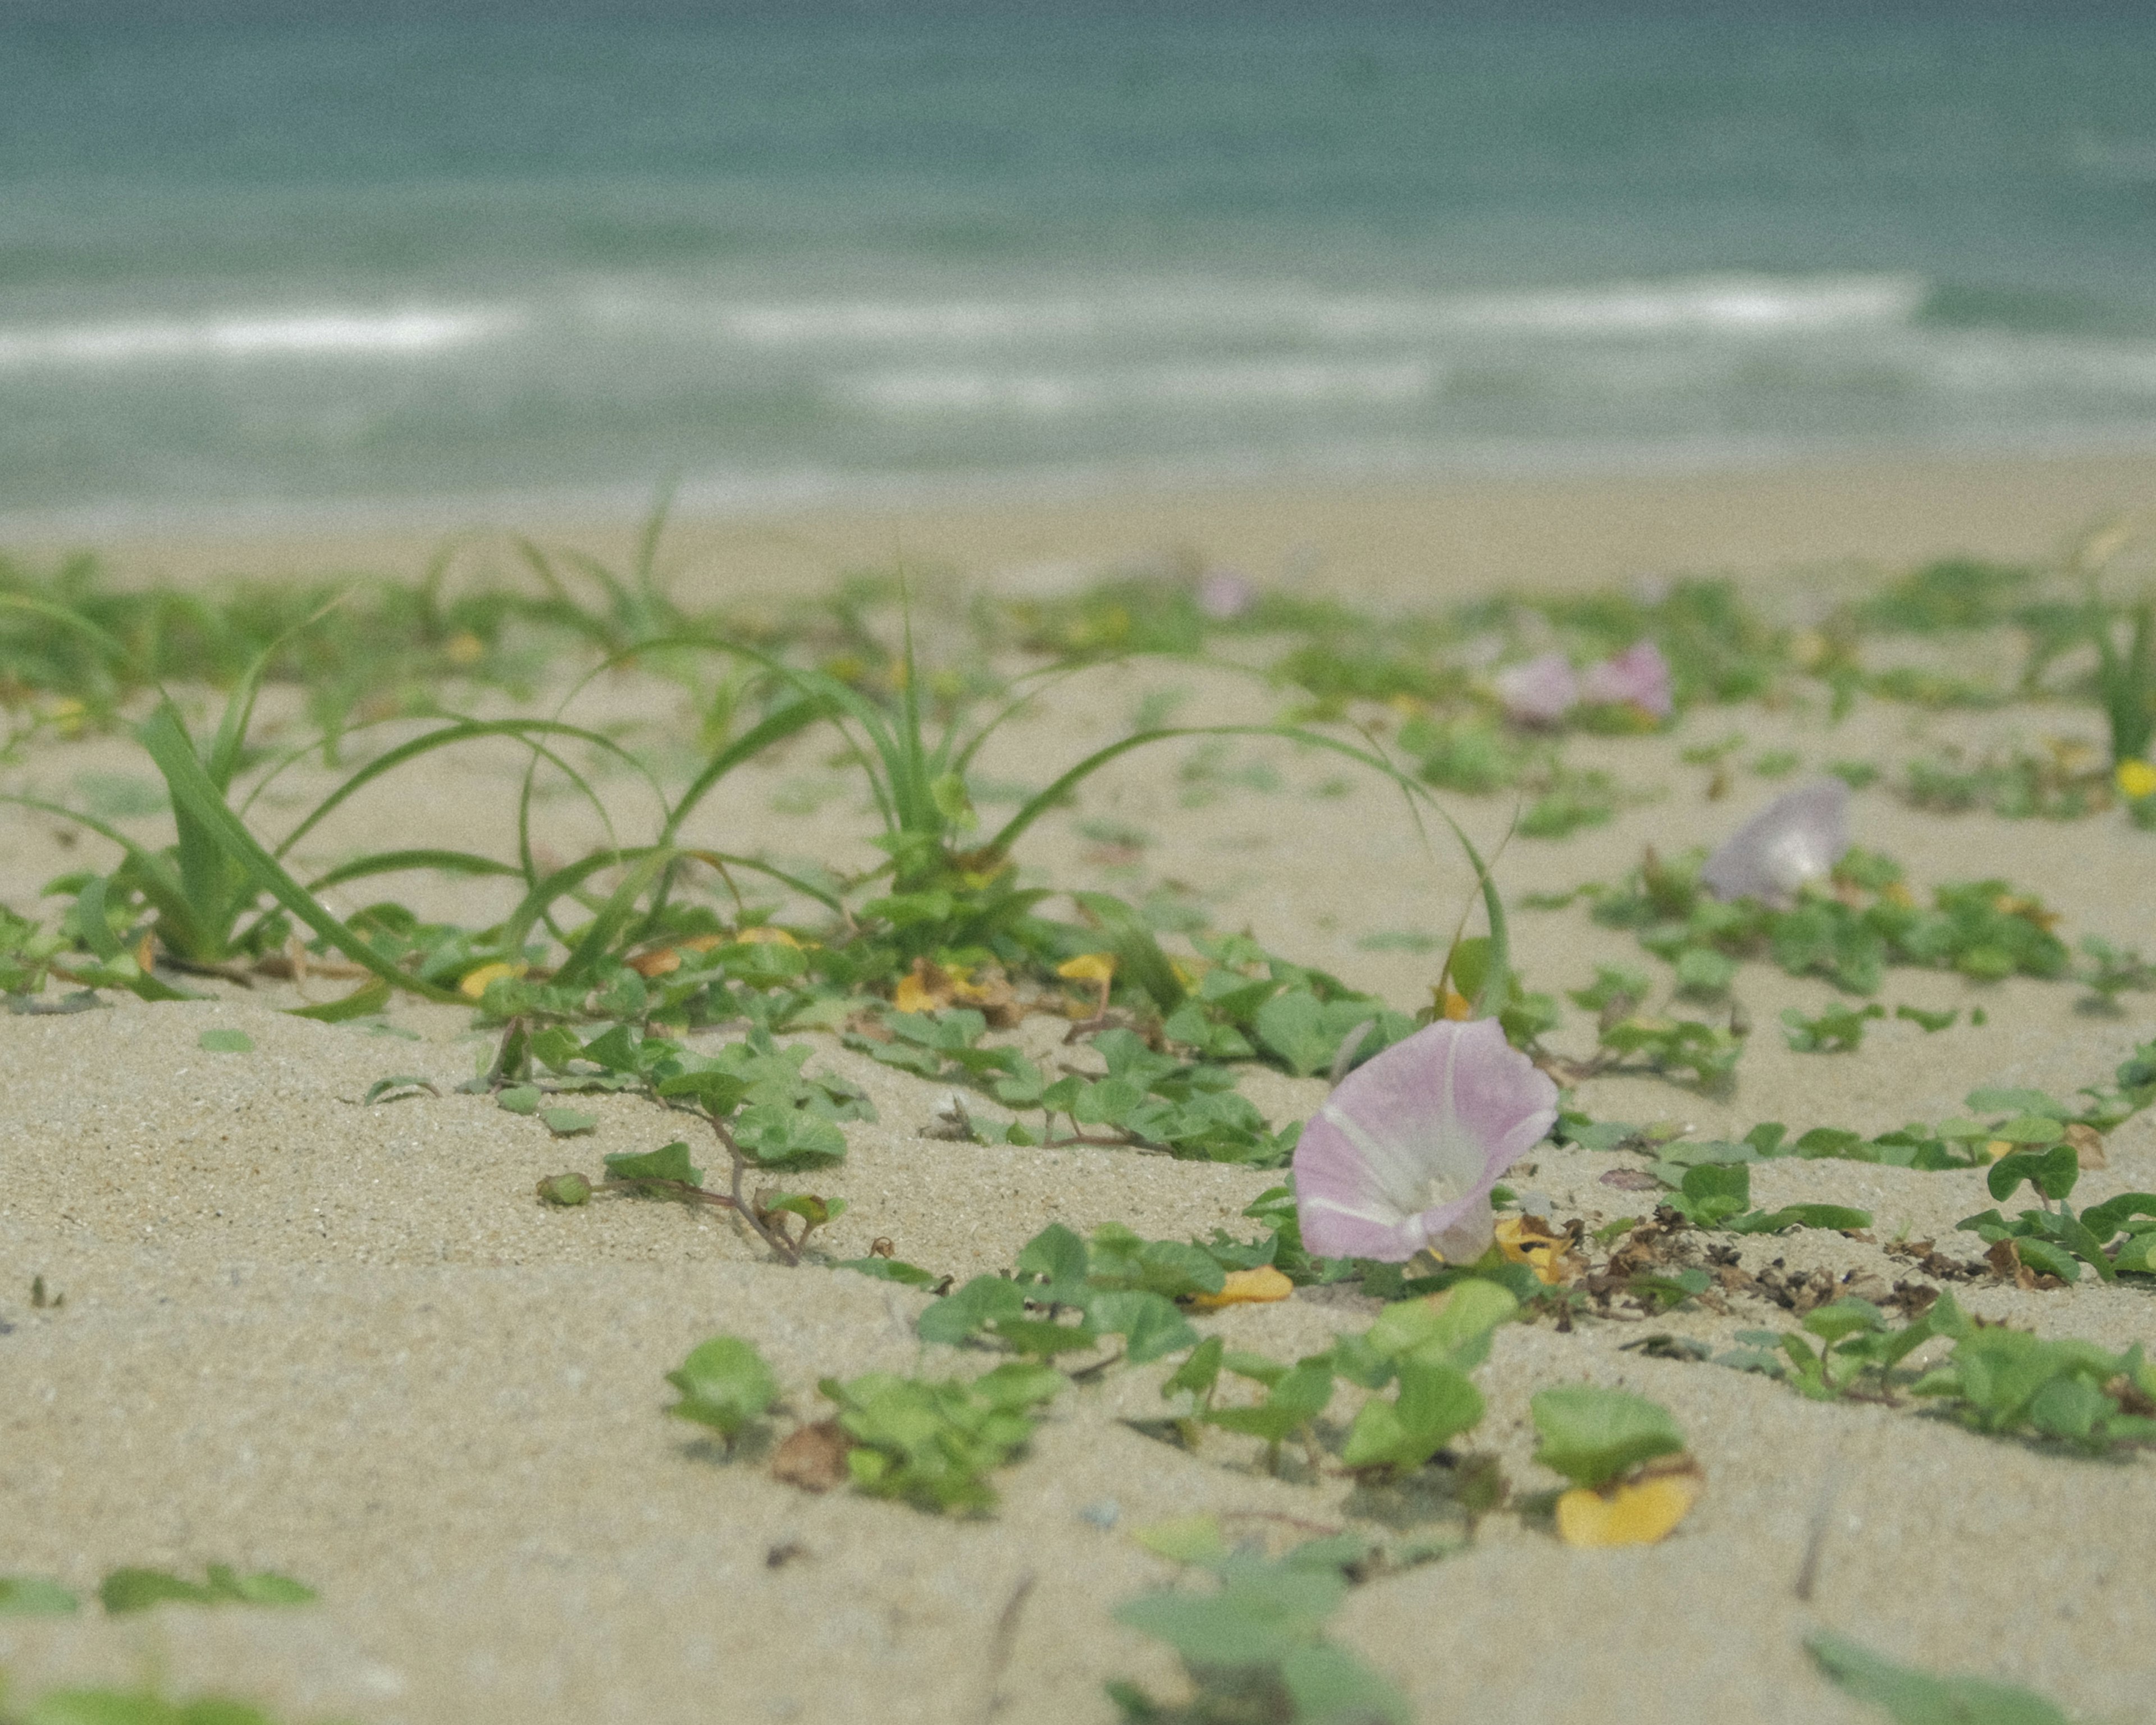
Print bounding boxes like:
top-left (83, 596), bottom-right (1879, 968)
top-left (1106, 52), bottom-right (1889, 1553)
top-left (0, 305), bottom-right (522, 371)
top-left (1326, 273), bottom-right (1929, 339)
top-left (709, 273), bottom-right (1923, 352)
top-left (843, 357), bottom-right (1438, 418)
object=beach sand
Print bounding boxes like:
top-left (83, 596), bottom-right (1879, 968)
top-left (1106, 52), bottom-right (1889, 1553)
top-left (5, 451), bottom-right (2155, 1723)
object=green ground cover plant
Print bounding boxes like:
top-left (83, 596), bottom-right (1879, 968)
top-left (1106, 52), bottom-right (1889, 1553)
top-left (1808, 1631), bottom-right (2081, 1725)
top-left (6, 537), bottom-right (2154, 1718)
top-left (0, 1676), bottom-right (331, 1725)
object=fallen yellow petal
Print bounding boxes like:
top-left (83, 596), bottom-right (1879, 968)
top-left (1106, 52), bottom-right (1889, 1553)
top-left (736, 926), bottom-right (801, 948)
top-left (2117, 758), bottom-right (2156, 801)
top-left (1494, 1215), bottom-right (1578, 1286)
top-left (1555, 1462), bottom-right (1702, 1548)
top-left (1189, 1266), bottom-right (1295, 1310)
top-left (443, 630), bottom-right (486, 666)
top-left (892, 973), bottom-right (938, 1014)
top-left (1057, 952), bottom-right (1117, 984)
top-left (1984, 1138), bottom-right (2014, 1163)
top-left (459, 960), bottom-right (527, 999)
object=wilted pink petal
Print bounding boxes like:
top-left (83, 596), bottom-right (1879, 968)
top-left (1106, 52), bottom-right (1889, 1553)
top-left (1580, 640), bottom-right (1673, 720)
top-left (1196, 569), bottom-right (1257, 621)
top-left (1700, 777), bottom-right (1849, 906)
top-left (1493, 652), bottom-right (1578, 726)
top-left (1293, 1018), bottom-right (1559, 1263)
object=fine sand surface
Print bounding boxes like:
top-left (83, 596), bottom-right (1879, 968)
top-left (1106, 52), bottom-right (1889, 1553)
top-left (5, 456), bottom-right (2156, 1723)
top-left (41, 445), bottom-right (2156, 610)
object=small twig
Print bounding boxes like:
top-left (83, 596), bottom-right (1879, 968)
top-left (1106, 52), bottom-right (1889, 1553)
top-left (976, 1570), bottom-right (1036, 1724)
top-left (710, 1113), bottom-right (803, 1264)
top-left (1794, 1459), bottom-right (1842, 1602)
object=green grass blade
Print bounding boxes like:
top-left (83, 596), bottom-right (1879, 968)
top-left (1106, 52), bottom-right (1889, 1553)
top-left (0, 593), bottom-right (139, 676)
top-left (136, 702), bottom-right (463, 1003)
top-left (269, 718), bottom-right (662, 861)
top-left (287, 978), bottom-right (392, 1022)
top-left (986, 719), bottom-right (1513, 1006)
top-left (303, 849), bottom-right (528, 892)
top-left (661, 698), bottom-right (825, 844)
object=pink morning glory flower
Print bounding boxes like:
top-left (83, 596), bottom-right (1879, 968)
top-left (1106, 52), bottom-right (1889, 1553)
top-left (1699, 777), bottom-right (1849, 906)
top-left (1293, 1018), bottom-right (1560, 1263)
top-left (1579, 640), bottom-right (1673, 721)
top-left (1493, 652), bottom-right (1579, 727)
top-left (1196, 569), bottom-right (1258, 621)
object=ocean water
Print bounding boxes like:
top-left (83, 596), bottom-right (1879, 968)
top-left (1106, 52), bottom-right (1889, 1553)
top-left (6, 1), bottom-right (2156, 531)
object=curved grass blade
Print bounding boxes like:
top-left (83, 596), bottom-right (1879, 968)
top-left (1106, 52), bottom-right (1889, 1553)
top-left (73, 873), bottom-right (194, 1001)
top-left (287, 977), bottom-right (392, 1022)
top-left (137, 702), bottom-right (464, 1003)
top-left (266, 717), bottom-right (662, 860)
top-left (661, 698), bottom-right (826, 843)
top-left (303, 849), bottom-right (528, 893)
top-left (0, 593), bottom-right (138, 675)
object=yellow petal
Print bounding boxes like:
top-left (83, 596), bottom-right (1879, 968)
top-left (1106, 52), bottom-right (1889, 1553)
top-left (1189, 1266), bottom-right (1294, 1310)
top-left (892, 973), bottom-right (938, 1014)
top-left (1984, 1138), bottom-right (2013, 1163)
top-left (736, 926), bottom-right (800, 948)
top-left (1555, 1465), bottom-right (1702, 1548)
top-left (1494, 1215), bottom-right (1578, 1285)
top-left (1436, 986), bottom-right (1473, 1022)
top-left (1057, 952), bottom-right (1117, 983)
top-left (2117, 758), bottom-right (2156, 800)
top-left (458, 960), bottom-right (527, 999)
top-left (444, 630), bottom-right (485, 665)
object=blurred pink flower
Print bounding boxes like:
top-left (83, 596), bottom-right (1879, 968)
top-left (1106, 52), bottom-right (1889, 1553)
top-left (1700, 778), bottom-right (1849, 906)
top-left (1579, 640), bottom-right (1673, 720)
top-left (1493, 652), bottom-right (1579, 726)
top-left (1196, 569), bottom-right (1257, 621)
top-left (1293, 1018), bottom-right (1559, 1263)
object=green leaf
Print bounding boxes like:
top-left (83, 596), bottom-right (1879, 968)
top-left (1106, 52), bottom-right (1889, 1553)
top-left (1132, 1514), bottom-right (1230, 1568)
top-left (916, 1274), bottom-right (1029, 1346)
top-left (1363, 1279), bottom-right (1518, 1371)
top-left (1279, 1641), bottom-right (1412, 1725)
top-left (1112, 1563), bottom-right (1344, 1668)
top-left (833, 1255), bottom-right (939, 1286)
top-left (1986, 1143), bottom-right (2079, 1204)
top-left (1162, 1336), bottom-right (1226, 1406)
top-left (196, 1028), bottom-right (253, 1054)
top-left (1807, 1631), bottom-right (2073, 1724)
top-left (1529, 1385), bottom-right (1686, 1489)
top-left (1253, 988), bottom-right (1335, 1076)
top-left (665, 1335), bottom-right (779, 1438)
top-left (539, 1107), bottom-right (597, 1137)
top-left (0, 1575), bottom-right (80, 1614)
top-left (1203, 1358), bottom-right (1334, 1444)
top-left (1340, 1358), bottom-right (1484, 1472)
top-left (1966, 1087), bottom-right (2069, 1120)
top-left (1014, 1222), bottom-right (1090, 1298)
top-left (98, 1570), bottom-right (217, 1613)
top-left (285, 977), bottom-right (392, 1022)
top-left (1085, 1289), bottom-right (1199, 1363)
top-left (988, 1315), bottom-right (1101, 1358)
top-left (495, 1085), bottom-right (541, 1115)
top-left (602, 1140), bottom-right (704, 1187)
top-left (1990, 1115), bottom-right (2066, 1146)
top-left (96, 1566), bottom-right (313, 1615)
top-left (535, 1173), bottom-right (592, 1206)
top-left (204, 1566), bottom-right (316, 1606)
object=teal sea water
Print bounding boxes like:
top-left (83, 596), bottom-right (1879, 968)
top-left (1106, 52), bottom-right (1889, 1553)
top-left (6, 2), bottom-right (2156, 529)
